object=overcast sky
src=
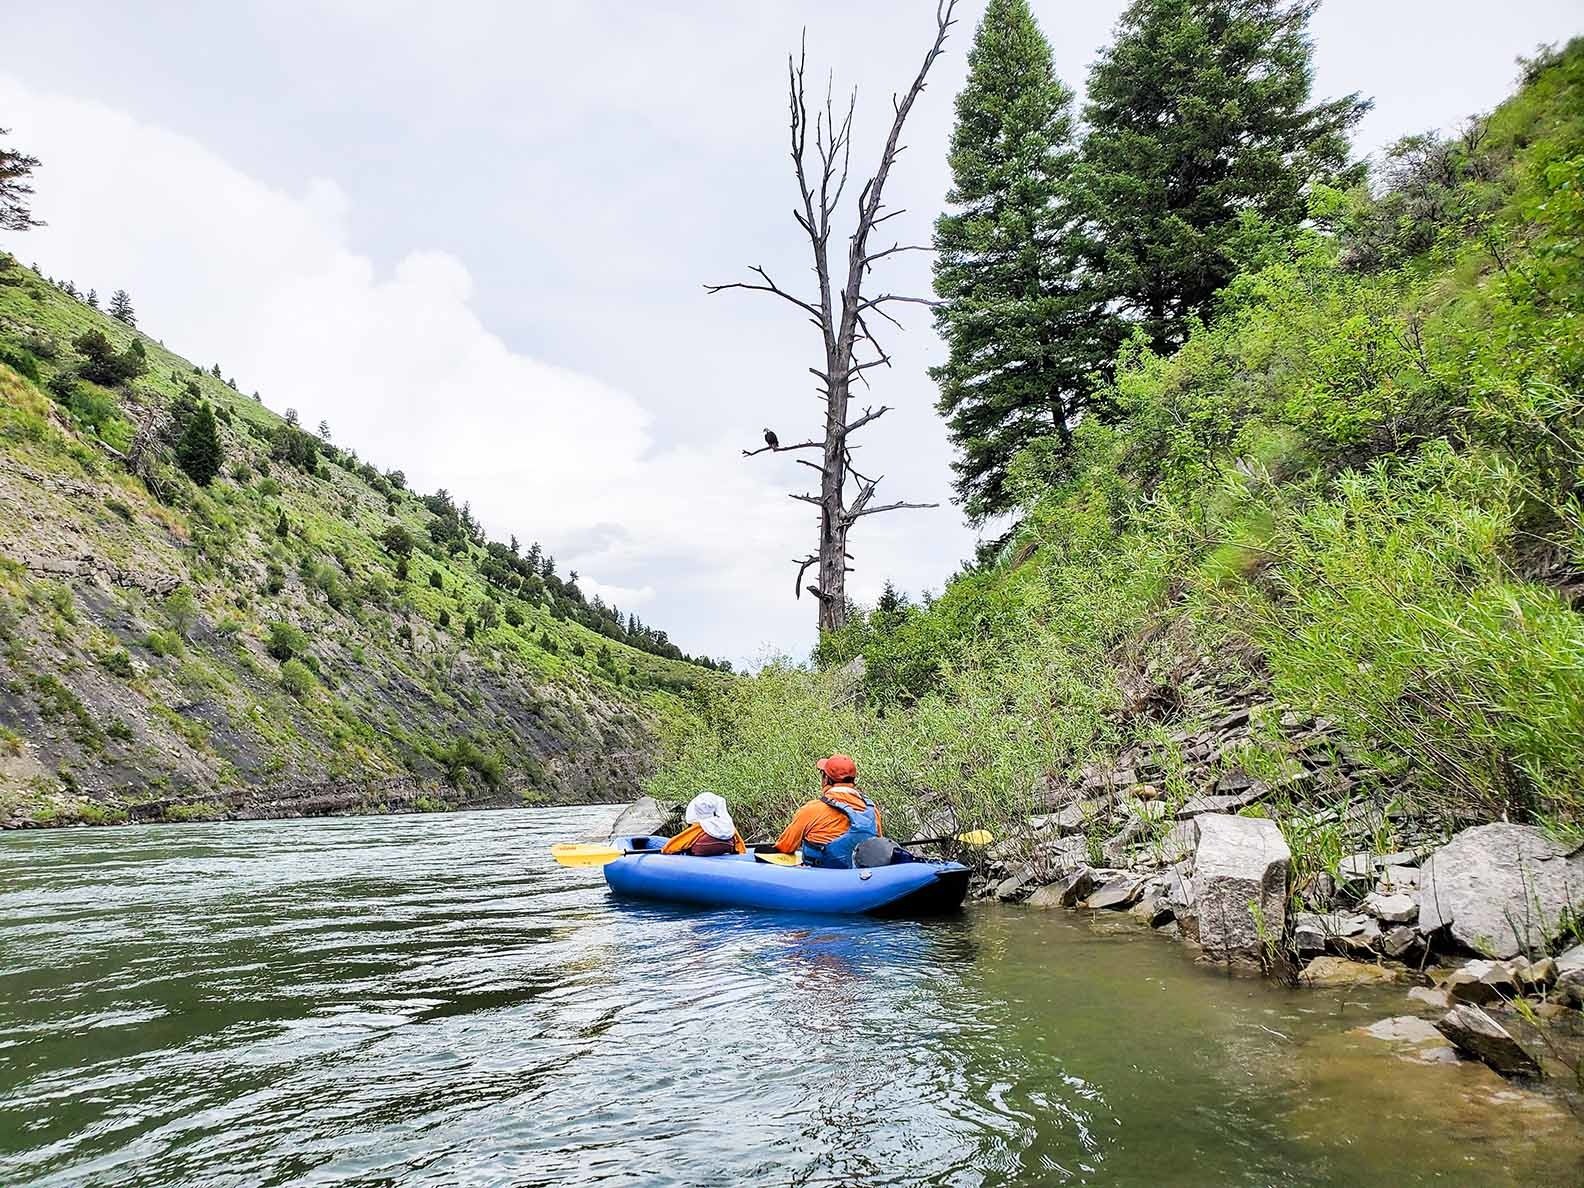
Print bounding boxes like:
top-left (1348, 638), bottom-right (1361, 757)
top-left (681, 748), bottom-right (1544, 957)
top-left (2, 1), bottom-right (1578, 666)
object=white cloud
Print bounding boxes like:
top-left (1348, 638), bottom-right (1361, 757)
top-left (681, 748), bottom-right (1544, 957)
top-left (0, 75), bottom-right (809, 664)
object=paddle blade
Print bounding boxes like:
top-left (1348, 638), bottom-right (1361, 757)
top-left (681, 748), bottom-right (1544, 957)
top-left (956, 829), bottom-right (994, 847)
top-left (550, 842), bottom-right (623, 867)
top-left (754, 851), bottom-right (801, 866)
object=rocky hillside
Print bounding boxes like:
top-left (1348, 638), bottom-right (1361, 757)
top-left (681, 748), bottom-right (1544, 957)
top-left (0, 257), bottom-right (719, 826)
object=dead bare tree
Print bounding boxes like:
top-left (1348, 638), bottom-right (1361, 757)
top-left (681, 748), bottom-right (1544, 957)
top-left (707, 1), bottom-right (955, 633)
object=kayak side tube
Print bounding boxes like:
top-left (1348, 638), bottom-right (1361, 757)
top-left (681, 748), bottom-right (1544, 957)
top-left (602, 838), bottom-right (969, 917)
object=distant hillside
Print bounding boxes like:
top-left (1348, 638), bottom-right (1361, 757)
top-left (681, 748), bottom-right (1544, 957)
top-left (0, 257), bottom-right (720, 826)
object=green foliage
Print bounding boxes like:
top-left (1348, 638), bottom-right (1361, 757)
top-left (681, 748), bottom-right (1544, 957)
top-left (428, 568), bottom-right (443, 590)
top-left (164, 586), bottom-right (198, 638)
top-left (275, 509), bottom-right (289, 539)
top-left (435, 735), bottom-right (504, 788)
top-left (70, 328), bottom-right (145, 386)
top-left (1079, 0), bottom-right (1368, 353)
top-left (175, 401), bottom-right (222, 486)
top-left (661, 42), bottom-right (1584, 842)
top-left (280, 657), bottom-right (316, 698)
top-left (380, 524), bottom-right (415, 558)
top-left (932, 0), bottom-right (1105, 521)
top-left (143, 628), bottom-right (184, 658)
top-left (266, 620), bottom-right (308, 661)
top-left (97, 647), bottom-right (134, 677)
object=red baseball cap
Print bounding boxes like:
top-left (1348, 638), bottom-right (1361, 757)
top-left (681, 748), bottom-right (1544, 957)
top-left (816, 754), bottom-right (857, 782)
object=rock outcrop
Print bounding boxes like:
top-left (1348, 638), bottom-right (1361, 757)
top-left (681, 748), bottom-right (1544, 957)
top-left (1417, 824), bottom-right (1584, 958)
top-left (1192, 814), bottom-right (1289, 962)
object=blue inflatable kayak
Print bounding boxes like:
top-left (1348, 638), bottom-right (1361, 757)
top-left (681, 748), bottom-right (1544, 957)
top-left (602, 836), bottom-right (971, 917)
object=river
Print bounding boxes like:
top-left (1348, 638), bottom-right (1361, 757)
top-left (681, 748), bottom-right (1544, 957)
top-left (1, 807), bottom-right (1580, 1186)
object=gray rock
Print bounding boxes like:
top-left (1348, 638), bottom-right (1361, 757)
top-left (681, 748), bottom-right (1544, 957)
top-left (1555, 943), bottom-right (1584, 1007)
top-left (1434, 1005), bottom-right (1542, 1078)
top-left (995, 872), bottom-right (1032, 901)
top-left (1419, 823), bottom-right (1584, 958)
top-left (1176, 785), bottom-right (1268, 818)
top-left (602, 795), bottom-right (673, 840)
top-left (1037, 835), bottom-right (1090, 877)
top-left (1362, 891), bottom-right (1419, 924)
top-left (1059, 867), bottom-right (1099, 908)
top-left (1129, 894), bottom-right (1175, 927)
top-left (1381, 925), bottom-right (1421, 959)
top-left (1377, 864), bottom-right (1420, 892)
top-left (1441, 958), bottom-right (1518, 1005)
top-left (1292, 911), bottom-right (1372, 953)
top-left (1193, 814), bottom-right (1290, 962)
top-left (1025, 885), bottom-right (1065, 909)
top-left (1084, 874), bottom-right (1144, 911)
top-left (1516, 956), bottom-right (1557, 993)
top-left (1157, 819), bottom-right (1198, 864)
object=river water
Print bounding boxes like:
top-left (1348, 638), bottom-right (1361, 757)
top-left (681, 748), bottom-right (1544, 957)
top-left (1, 808), bottom-right (1580, 1186)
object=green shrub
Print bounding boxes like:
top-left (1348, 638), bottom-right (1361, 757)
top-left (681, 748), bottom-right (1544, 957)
top-left (143, 628), bottom-right (185, 658)
top-left (429, 569), bottom-right (443, 590)
top-left (264, 563), bottom-right (285, 595)
top-left (435, 736), bottom-right (504, 788)
top-left (266, 620), bottom-right (308, 661)
top-left (280, 657), bottom-right (317, 698)
top-left (98, 648), bottom-right (135, 677)
top-left (164, 587), bottom-right (199, 638)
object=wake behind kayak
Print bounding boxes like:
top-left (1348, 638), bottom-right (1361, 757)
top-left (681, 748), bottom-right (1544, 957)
top-left (602, 835), bottom-right (970, 917)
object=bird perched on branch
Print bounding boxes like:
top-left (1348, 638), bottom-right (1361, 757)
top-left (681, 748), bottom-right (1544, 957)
top-left (763, 428), bottom-right (779, 449)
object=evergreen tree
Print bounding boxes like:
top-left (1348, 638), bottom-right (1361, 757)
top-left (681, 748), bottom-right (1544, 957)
top-left (175, 402), bottom-right (222, 486)
top-left (0, 128), bottom-right (43, 231)
top-left (85, 288), bottom-right (99, 308)
top-left (931, 0), bottom-right (1105, 522)
top-left (276, 509), bottom-right (289, 539)
top-left (1080, 0), bottom-right (1368, 351)
top-left (108, 289), bottom-right (136, 326)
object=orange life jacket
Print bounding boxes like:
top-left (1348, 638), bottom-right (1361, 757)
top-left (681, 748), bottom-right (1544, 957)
top-left (660, 823), bottom-right (746, 856)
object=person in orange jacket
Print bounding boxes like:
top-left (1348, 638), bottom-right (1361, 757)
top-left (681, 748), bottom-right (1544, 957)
top-left (661, 791), bottom-right (747, 856)
top-left (771, 754), bottom-right (884, 868)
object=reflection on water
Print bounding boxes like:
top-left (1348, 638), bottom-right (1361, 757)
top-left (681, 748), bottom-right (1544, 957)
top-left (0, 808), bottom-right (1580, 1186)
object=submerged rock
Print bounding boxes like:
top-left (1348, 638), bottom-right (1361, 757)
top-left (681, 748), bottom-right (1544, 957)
top-left (1435, 1005), bottom-right (1542, 1078)
top-left (1356, 1016), bottom-right (1460, 1064)
top-left (1417, 823), bottom-right (1584, 958)
top-left (1193, 814), bottom-right (1290, 962)
top-left (1300, 956), bottom-right (1402, 987)
top-left (1408, 985), bottom-right (1453, 1011)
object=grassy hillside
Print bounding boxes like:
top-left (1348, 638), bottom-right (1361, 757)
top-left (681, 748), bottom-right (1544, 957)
top-left (652, 43), bottom-right (1584, 861)
top-left (0, 255), bottom-right (721, 826)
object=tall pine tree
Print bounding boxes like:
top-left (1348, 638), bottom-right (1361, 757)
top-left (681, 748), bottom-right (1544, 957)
top-left (175, 401), bottom-right (222, 486)
top-left (0, 128), bottom-right (43, 231)
top-left (931, 0), bottom-right (1105, 523)
top-left (108, 289), bottom-right (137, 326)
top-left (1081, 0), bottom-right (1368, 351)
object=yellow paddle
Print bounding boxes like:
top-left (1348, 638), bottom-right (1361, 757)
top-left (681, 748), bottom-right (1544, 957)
top-left (550, 842), bottom-right (801, 868)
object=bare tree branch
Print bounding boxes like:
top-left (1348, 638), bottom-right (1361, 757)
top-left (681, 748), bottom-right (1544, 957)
top-left (703, 265), bottom-right (822, 318)
top-left (847, 499), bottom-right (939, 521)
top-left (742, 439), bottom-right (823, 457)
top-left (845, 404), bottom-right (891, 434)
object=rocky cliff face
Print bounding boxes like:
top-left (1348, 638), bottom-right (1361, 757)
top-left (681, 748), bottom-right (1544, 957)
top-left (0, 259), bottom-right (708, 827)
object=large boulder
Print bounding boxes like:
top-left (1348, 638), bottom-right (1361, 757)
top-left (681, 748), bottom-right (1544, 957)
top-left (1417, 823), bottom-right (1584, 958)
top-left (591, 795), bottom-right (674, 841)
top-left (1300, 956), bottom-right (1402, 987)
top-left (1434, 1005), bottom-right (1542, 1078)
top-left (1192, 814), bottom-right (1290, 962)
